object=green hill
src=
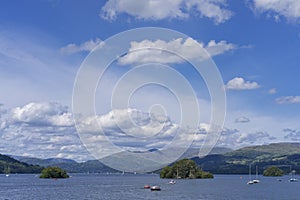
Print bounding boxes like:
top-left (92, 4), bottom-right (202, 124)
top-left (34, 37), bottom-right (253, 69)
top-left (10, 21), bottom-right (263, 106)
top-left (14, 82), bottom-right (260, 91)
top-left (13, 156), bottom-right (120, 173)
top-left (0, 154), bottom-right (43, 174)
top-left (192, 143), bottom-right (300, 174)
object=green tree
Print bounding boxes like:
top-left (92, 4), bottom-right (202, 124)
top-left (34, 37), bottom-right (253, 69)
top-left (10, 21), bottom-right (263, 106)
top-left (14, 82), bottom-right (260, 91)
top-left (160, 158), bottom-right (213, 179)
top-left (40, 166), bottom-right (69, 179)
top-left (263, 166), bottom-right (284, 176)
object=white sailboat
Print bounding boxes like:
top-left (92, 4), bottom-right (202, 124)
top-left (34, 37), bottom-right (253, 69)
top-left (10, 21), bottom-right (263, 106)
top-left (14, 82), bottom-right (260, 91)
top-left (247, 164), bottom-right (254, 185)
top-left (4, 166), bottom-right (11, 177)
top-left (289, 168), bottom-right (297, 182)
top-left (252, 165), bottom-right (260, 183)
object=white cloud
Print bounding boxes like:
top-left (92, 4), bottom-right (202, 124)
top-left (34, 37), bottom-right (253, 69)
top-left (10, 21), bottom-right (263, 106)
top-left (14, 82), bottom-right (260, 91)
top-left (235, 116), bottom-right (250, 123)
top-left (284, 128), bottom-right (300, 141)
top-left (186, 0), bottom-right (233, 24)
top-left (226, 77), bottom-right (260, 90)
top-left (11, 102), bottom-right (73, 127)
top-left (237, 131), bottom-right (276, 144)
top-left (276, 96), bottom-right (300, 104)
top-left (0, 102), bottom-right (90, 161)
top-left (60, 38), bottom-right (104, 55)
top-left (1, 101), bottom-right (296, 161)
top-left (101, 0), bottom-right (233, 24)
top-left (77, 108), bottom-right (179, 152)
top-left (101, 0), bottom-right (187, 20)
top-left (217, 128), bottom-right (276, 147)
top-left (118, 38), bottom-right (237, 65)
top-left (268, 88), bottom-right (277, 94)
top-left (252, 0), bottom-right (300, 22)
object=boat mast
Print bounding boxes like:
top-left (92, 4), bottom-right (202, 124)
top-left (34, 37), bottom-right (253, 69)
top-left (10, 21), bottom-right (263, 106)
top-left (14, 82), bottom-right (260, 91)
top-left (249, 164), bottom-right (251, 181)
top-left (256, 165), bottom-right (258, 179)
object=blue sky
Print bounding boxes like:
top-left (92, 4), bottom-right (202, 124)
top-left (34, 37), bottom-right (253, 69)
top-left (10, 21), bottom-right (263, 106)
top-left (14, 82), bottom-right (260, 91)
top-left (1, 0), bottom-right (300, 162)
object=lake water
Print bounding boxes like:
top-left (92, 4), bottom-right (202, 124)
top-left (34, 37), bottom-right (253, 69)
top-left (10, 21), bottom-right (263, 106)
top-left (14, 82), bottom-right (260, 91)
top-left (0, 174), bottom-right (299, 200)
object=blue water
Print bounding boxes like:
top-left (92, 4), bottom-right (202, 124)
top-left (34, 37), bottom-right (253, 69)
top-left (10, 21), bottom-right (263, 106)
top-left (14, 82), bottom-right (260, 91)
top-left (0, 174), bottom-right (299, 200)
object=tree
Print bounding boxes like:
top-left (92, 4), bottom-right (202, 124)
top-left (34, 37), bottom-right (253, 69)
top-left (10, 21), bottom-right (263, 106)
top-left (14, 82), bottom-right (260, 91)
top-left (40, 166), bottom-right (69, 179)
top-left (160, 158), bottom-right (213, 179)
top-left (263, 166), bottom-right (284, 176)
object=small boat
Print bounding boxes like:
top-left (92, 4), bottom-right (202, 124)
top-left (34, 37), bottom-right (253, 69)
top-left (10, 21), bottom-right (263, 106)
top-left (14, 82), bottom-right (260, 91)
top-left (150, 186), bottom-right (161, 191)
top-left (252, 165), bottom-right (260, 183)
top-left (169, 180), bottom-right (176, 184)
top-left (143, 185), bottom-right (151, 189)
top-left (4, 166), bottom-right (11, 177)
top-left (247, 180), bottom-right (254, 185)
top-left (247, 164), bottom-right (254, 185)
top-left (289, 169), bottom-right (297, 182)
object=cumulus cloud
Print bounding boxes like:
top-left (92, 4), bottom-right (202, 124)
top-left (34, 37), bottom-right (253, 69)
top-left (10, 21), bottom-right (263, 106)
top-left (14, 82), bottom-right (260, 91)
top-left (118, 38), bottom-right (237, 65)
top-left (226, 77), bottom-right (260, 90)
top-left (11, 102), bottom-right (73, 127)
top-left (237, 131), bottom-right (276, 144)
top-left (191, 123), bottom-right (277, 149)
top-left (235, 116), bottom-right (250, 123)
top-left (60, 38), bottom-right (104, 55)
top-left (276, 96), bottom-right (300, 104)
top-left (252, 0), bottom-right (300, 22)
top-left (217, 128), bottom-right (276, 147)
top-left (101, 0), bottom-right (233, 24)
top-left (186, 0), bottom-right (233, 24)
top-left (283, 128), bottom-right (300, 141)
top-left (1, 102), bottom-right (190, 160)
top-left (0, 102), bottom-right (283, 161)
top-left (0, 102), bottom-right (90, 161)
top-left (77, 108), bottom-right (180, 153)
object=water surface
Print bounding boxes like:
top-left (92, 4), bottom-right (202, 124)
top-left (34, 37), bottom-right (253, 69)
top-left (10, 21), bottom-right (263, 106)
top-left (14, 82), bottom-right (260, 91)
top-left (0, 174), bottom-right (299, 200)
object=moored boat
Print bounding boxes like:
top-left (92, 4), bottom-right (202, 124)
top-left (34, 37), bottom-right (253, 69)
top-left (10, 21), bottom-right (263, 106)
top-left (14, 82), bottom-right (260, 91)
top-left (252, 165), bottom-right (260, 183)
top-left (143, 185), bottom-right (151, 189)
top-left (150, 186), bottom-right (161, 191)
top-left (289, 169), bottom-right (297, 182)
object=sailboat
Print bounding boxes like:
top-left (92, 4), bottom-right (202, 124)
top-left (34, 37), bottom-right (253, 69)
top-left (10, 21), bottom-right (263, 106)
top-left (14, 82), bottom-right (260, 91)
top-left (247, 164), bottom-right (254, 184)
top-left (252, 165), bottom-right (260, 183)
top-left (4, 166), bottom-right (11, 177)
top-left (289, 168), bottom-right (297, 182)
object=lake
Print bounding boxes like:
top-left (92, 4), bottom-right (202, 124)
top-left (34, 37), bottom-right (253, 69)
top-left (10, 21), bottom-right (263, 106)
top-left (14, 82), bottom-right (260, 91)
top-left (0, 174), bottom-right (299, 200)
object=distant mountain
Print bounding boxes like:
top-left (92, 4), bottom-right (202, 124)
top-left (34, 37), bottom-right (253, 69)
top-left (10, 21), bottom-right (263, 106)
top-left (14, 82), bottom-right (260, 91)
top-left (11, 146), bottom-right (231, 174)
top-left (192, 143), bottom-right (300, 174)
top-left (12, 156), bottom-right (120, 173)
top-left (12, 156), bottom-right (77, 167)
top-left (0, 154), bottom-right (43, 174)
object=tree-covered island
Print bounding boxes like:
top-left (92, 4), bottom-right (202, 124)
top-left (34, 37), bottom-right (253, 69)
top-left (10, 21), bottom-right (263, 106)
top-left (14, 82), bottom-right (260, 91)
top-left (39, 166), bottom-right (69, 179)
top-left (263, 166), bottom-right (284, 177)
top-left (160, 158), bottom-right (213, 179)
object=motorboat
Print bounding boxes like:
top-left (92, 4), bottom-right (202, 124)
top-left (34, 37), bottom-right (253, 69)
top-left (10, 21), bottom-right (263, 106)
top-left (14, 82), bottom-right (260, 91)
top-left (150, 186), bottom-right (161, 191)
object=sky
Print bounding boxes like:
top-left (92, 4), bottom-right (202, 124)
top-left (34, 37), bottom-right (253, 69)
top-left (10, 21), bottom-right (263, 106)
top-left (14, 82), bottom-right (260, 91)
top-left (1, 0), bottom-right (300, 164)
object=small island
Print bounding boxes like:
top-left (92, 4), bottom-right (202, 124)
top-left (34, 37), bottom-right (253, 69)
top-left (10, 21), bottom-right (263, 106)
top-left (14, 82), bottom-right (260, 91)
top-left (160, 158), bottom-right (213, 179)
top-left (39, 166), bottom-right (70, 179)
top-left (263, 166), bottom-right (284, 177)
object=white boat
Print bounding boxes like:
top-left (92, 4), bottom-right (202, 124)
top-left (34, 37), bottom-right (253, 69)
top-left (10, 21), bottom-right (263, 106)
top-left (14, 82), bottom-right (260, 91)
top-left (169, 180), bottom-right (176, 184)
top-left (150, 186), bottom-right (161, 191)
top-left (247, 164), bottom-right (254, 185)
top-left (252, 165), bottom-right (260, 183)
top-left (289, 169), bottom-right (297, 182)
top-left (247, 180), bottom-right (254, 184)
top-left (4, 166), bottom-right (10, 177)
